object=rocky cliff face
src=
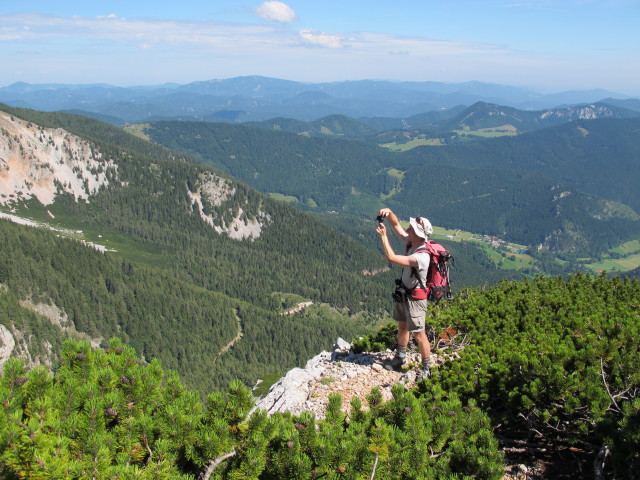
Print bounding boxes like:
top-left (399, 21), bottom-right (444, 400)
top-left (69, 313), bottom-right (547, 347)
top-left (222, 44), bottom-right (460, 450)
top-left (254, 337), bottom-right (462, 420)
top-left (0, 111), bottom-right (118, 207)
top-left (187, 171), bottom-right (271, 240)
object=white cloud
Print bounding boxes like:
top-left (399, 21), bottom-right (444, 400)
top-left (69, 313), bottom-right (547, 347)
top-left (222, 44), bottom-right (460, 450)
top-left (256, 2), bottom-right (297, 23)
top-left (298, 30), bottom-right (344, 49)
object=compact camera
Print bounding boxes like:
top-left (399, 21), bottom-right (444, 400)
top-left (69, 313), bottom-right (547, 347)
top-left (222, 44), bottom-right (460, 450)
top-left (376, 215), bottom-right (384, 223)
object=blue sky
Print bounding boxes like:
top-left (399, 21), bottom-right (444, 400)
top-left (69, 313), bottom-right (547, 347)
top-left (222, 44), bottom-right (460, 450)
top-left (1, 1), bottom-right (639, 95)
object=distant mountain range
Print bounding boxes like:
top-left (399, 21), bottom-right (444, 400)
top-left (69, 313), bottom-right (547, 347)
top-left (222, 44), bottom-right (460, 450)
top-left (247, 101), bottom-right (640, 142)
top-left (1, 76), bottom-right (638, 124)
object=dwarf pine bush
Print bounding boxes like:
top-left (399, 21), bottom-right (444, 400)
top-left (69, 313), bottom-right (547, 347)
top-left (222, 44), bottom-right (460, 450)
top-left (0, 337), bottom-right (502, 479)
top-left (357, 273), bottom-right (640, 478)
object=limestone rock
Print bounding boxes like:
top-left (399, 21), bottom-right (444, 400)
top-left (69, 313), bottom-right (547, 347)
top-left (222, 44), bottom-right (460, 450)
top-left (254, 338), bottom-right (461, 420)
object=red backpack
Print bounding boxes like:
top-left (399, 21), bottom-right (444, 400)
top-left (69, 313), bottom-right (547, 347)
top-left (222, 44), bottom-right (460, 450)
top-left (410, 240), bottom-right (454, 303)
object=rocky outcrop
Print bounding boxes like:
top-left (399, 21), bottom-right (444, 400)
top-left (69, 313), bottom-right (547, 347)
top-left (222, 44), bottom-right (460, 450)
top-left (0, 111), bottom-right (118, 207)
top-left (254, 337), bottom-right (460, 420)
top-left (0, 324), bottom-right (16, 369)
top-left (187, 171), bottom-right (271, 240)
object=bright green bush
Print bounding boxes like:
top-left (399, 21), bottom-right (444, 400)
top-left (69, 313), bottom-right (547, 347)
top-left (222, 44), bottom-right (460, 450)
top-left (356, 274), bottom-right (640, 478)
top-left (262, 385), bottom-right (503, 480)
top-left (0, 338), bottom-right (502, 479)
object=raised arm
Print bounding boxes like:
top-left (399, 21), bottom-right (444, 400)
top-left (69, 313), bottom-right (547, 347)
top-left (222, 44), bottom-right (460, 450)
top-left (376, 222), bottom-right (418, 268)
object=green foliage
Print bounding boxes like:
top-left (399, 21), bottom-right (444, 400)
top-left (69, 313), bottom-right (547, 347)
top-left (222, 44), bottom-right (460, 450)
top-left (437, 274), bottom-right (639, 477)
top-left (351, 322), bottom-right (399, 353)
top-left (0, 339), bottom-right (502, 480)
top-left (352, 274), bottom-right (640, 476)
top-left (262, 387), bottom-right (503, 480)
top-left (0, 339), bottom-right (195, 479)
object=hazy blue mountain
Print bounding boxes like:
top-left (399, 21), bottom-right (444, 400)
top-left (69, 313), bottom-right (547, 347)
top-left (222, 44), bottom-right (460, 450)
top-left (439, 101), bottom-right (640, 133)
top-left (601, 97), bottom-right (640, 112)
top-left (243, 101), bottom-right (639, 144)
top-left (360, 105), bottom-right (467, 131)
top-left (1, 76), bottom-right (634, 124)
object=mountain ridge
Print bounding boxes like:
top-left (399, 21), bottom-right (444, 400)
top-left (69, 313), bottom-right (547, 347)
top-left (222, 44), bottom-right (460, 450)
top-left (1, 76), bottom-right (637, 124)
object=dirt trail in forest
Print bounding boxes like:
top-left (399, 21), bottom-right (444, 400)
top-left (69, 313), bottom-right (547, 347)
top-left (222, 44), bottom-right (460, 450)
top-left (217, 310), bottom-right (243, 357)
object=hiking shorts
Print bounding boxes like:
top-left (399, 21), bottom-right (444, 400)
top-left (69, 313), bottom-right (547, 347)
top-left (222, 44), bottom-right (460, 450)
top-left (392, 299), bottom-right (427, 332)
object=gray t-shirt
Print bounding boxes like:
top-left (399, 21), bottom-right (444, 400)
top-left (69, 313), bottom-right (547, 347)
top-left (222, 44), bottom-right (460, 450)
top-left (401, 243), bottom-right (430, 289)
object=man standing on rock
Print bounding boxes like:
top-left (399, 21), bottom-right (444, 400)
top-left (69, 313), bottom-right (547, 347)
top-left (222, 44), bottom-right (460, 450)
top-left (376, 208), bottom-right (432, 381)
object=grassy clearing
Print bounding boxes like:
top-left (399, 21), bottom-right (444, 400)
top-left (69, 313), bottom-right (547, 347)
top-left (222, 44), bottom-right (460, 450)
top-left (582, 239), bottom-right (640, 273)
top-left (252, 373), bottom-right (282, 398)
top-left (380, 168), bottom-right (405, 200)
top-left (611, 239), bottom-right (640, 255)
top-left (268, 192), bottom-right (300, 204)
top-left (123, 123), bottom-right (151, 141)
top-left (453, 124), bottom-right (518, 138)
top-left (380, 137), bottom-right (445, 151)
top-left (427, 226), bottom-right (534, 270)
top-left (585, 252), bottom-right (640, 273)
top-left (270, 292), bottom-right (311, 312)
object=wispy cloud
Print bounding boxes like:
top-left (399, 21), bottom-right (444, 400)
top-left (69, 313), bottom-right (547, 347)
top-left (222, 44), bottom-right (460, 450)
top-left (0, 13), bottom-right (277, 48)
top-left (298, 30), bottom-right (344, 49)
top-left (0, 12), bottom-right (509, 56)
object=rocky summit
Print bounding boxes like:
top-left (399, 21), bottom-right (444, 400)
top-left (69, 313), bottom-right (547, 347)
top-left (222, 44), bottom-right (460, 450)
top-left (253, 337), bottom-right (462, 420)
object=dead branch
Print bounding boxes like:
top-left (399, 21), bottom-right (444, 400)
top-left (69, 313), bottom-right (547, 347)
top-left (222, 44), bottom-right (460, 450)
top-left (199, 450), bottom-right (237, 480)
top-left (370, 453), bottom-right (379, 480)
top-left (502, 446), bottom-right (548, 454)
top-left (600, 358), bottom-right (622, 414)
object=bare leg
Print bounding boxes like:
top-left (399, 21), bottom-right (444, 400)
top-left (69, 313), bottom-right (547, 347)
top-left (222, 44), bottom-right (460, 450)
top-left (397, 321), bottom-right (410, 347)
top-left (412, 329), bottom-right (431, 363)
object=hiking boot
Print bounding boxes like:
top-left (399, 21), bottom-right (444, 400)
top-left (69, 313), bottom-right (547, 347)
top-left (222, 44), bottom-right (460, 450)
top-left (416, 365), bottom-right (431, 382)
top-left (383, 355), bottom-right (406, 371)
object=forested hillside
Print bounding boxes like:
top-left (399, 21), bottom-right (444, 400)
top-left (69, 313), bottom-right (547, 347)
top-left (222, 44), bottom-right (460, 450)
top-left (1, 274), bottom-right (637, 479)
top-left (250, 101), bottom-right (639, 142)
top-left (0, 105), bottom-right (395, 394)
top-left (1, 218), bottom-right (376, 393)
top-left (403, 116), bottom-right (640, 212)
top-left (142, 117), bottom-right (640, 258)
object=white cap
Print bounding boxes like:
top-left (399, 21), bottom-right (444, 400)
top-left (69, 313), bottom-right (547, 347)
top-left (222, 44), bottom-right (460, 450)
top-left (409, 216), bottom-right (433, 239)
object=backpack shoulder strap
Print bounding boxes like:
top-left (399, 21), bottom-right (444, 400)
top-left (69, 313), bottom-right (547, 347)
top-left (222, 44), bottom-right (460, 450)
top-left (408, 242), bottom-right (430, 290)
